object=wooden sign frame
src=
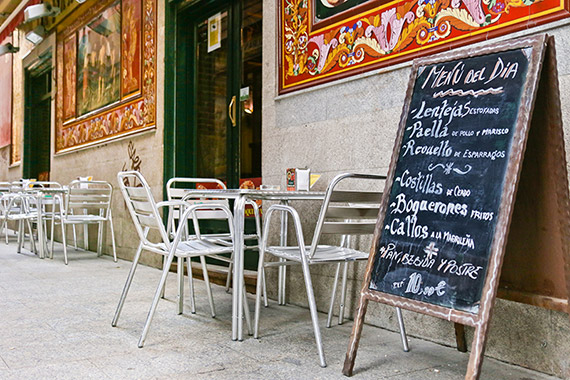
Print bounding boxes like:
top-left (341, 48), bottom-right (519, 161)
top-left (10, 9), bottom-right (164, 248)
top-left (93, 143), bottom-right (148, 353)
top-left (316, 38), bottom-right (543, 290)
top-left (343, 34), bottom-right (570, 379)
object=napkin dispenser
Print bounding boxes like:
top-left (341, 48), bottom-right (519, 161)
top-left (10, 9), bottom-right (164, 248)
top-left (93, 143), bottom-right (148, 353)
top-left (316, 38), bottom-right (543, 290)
top-left (287, 168), bottom-right (311, 191)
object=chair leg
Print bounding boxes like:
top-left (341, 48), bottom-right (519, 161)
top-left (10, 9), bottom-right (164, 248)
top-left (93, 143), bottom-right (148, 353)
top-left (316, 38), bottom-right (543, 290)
top-left (26, 219), bottom-right (36, 254)
top-left (225, 260), bottom-right (233, 293)
top-left (62, 224), bottom-right (69, 265)
top-left (83, 215), bottom-right (88, 250)
top-left (199, 256), bottom-right (216, 318)
top-left (138, 251), bottom-right (177, 348)
top-left (186, 257), bottom-right (196, 314)
top-left (300, 259), bottom-right (327, 368)
top-left (396, 307), bottom-right (410, 352)
top-left (108, 212), bottom-right (117, 262)
top-left (97, 221), bottom-right (103, 257)
top-left (242, 285), bottom-right (253, 336)
top-left (160, 255), bottom-right (167, 299)
top-left (4, 218), bottom-right (8, 244)
top-left (253, 250), bottom-right (266, 338)
top-left (112, 242), bottom-right (144, 327)
top-left (338, 261), bottom-right (349, 325)
top-left (229, 254), bottom-right (268, 307)
top-left (177, 256), bottom-right (184, 315)
top-left (72, 225), bottom-right (78, 250)
top-left (262, 267), bottom-right (268, 307)
top-left (327, 263), bottom-right (341, 328)
top-left (17, 220), bottom-right (23, 253)
top-left (49, 217), bottom-right (55, 259)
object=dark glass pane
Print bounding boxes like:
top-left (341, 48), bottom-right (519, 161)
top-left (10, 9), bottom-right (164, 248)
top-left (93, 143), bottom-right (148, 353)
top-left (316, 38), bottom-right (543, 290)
top-left (240, 0), bottom-right (262, 180)
top-left (196, 12), bottom-right (228, 181)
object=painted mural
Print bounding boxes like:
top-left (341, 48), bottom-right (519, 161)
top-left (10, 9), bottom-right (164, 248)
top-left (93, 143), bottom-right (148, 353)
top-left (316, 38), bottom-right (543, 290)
top-left (63, 35), bottom-right (77, 121)
top-left (0, 36), bottom-right (12, 148)
top-left (122, 0), bottom-right (141, 96)
top-left (56, 0), bottom-right (156, 153)
top-left (76, 1), bottom-right (121, 116)
top-left (280, 0), bottom-right (569, 93)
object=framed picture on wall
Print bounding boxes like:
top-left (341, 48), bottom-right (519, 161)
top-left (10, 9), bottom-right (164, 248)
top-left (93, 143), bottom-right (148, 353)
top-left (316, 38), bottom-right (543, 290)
top-left (56, 0), bottom-right (157, 154)
top-left (76, 1), bottom-right (121, 116)
top-left (312, 0), bottom-right (374, 30)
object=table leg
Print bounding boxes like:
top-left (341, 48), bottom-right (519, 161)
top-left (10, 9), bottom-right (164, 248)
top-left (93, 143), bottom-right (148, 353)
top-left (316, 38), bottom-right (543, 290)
top-left (233, 196), bottom-right (247, 341)
top-left (278, 200), bottom-right (288, 305)
top-left (36, 196), bottom-right (45, 259)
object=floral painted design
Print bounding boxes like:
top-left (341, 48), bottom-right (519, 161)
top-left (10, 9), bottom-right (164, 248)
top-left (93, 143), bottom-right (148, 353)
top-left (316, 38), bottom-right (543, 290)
top-left (281, 0), bottom-right (565, 92)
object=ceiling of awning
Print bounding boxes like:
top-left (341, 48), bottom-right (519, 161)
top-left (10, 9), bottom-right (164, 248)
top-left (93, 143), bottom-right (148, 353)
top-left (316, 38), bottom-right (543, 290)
top-left (0, 0), bottom-right (24, 24)
top-left (0, 0), bottom-right (42, 43)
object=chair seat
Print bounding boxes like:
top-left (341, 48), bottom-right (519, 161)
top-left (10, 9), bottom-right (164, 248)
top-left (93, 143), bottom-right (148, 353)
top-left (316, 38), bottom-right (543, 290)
top-left (266, 245), bottom-right (368, 263)
top-left (6, 213), bottom-right (36, 221)
top-left (157, 238), bottom-right (235, 258)
top-left (61, 215), bottom-right (107, 223)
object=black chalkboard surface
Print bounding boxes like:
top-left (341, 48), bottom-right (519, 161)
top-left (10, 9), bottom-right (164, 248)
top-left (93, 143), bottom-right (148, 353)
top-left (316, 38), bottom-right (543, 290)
top-left (343, 34), bottom-right (570, 380)
top-left (369, 48), bottom-right (530, 314)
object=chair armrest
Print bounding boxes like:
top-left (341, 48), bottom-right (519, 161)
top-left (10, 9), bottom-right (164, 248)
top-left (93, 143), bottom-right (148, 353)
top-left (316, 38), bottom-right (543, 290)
top-left (170, 203), bottom-right (235, 249)
top-left (261, 204), bottom-right (307, 257)
top-left (157, 200), bottom-right (190, 237)
top-left (156, 200), bottom-right (188, 209)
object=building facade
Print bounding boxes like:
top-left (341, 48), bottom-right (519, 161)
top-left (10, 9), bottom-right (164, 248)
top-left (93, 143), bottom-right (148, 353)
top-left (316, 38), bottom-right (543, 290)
top-left (0, 0), bottom-right (568, 376)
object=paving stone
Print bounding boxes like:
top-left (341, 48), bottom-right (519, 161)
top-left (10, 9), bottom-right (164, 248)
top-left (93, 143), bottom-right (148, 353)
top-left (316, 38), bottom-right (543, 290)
top-left (0, 240), bottom-right (562, 379)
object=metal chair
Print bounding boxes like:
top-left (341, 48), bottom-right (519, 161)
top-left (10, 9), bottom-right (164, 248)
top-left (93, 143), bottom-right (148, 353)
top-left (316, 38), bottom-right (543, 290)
top-left (55, 180), bottom-right (117, 264)
top-left (1, 180), bottom-right (41, 250)
top-left (113, 171), bottom-right (252, 347)
top-left (30, 182), bottom-right (66, 259)
top-left (167, 178), bottom-right (267, 308)
top-left (3, 192), bottom-right (37, 254)
top-left (254, 173), bottom-right (409, 367)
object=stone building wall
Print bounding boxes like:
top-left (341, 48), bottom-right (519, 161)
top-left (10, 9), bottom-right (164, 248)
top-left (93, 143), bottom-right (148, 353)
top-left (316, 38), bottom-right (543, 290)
top-left (47, 1), bottom-right (166, 267)
top-left (262, 0), bottom-right (570, 376)
top-left (3, 2), bottom-right (166, 268)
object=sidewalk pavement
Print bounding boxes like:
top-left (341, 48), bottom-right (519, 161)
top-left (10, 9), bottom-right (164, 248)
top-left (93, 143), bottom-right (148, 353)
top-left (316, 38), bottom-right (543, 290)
top-left (0, 240), bottom-right (562, 380)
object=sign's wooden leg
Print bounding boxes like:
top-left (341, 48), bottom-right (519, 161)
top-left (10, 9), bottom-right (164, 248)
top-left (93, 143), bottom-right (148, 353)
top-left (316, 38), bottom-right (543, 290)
top-left (342, 296), bottom-right (369, 376)
top-left (454, 323), bottom-right (468, 352)
top-left (465, 323), bottom-right (489, 380)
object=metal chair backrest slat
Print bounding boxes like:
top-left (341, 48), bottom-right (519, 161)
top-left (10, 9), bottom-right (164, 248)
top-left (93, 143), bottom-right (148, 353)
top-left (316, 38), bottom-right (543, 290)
top-left (118, 173), bottom-right (171, 249)
top-left (324, 206), bottom-right (380, 219)
top-left (309, 173), bottom-right (386, 258)
top-left (166, 177), bottom-right (229, 232)
top-left (320, 222), bottom-right (377, 235)
top-left (66, 181), bottom-right (113, 216)
top-left (329, 190), bottom-right (383, 203)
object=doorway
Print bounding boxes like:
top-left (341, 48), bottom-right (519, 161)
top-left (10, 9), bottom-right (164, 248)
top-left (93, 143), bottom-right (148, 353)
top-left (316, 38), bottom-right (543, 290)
top-left (23, 64), bottom-right (52, 181)
top-left (167, 0), bottom-right (263, 274)
top-left (170, 0), bottom-right (262, 188)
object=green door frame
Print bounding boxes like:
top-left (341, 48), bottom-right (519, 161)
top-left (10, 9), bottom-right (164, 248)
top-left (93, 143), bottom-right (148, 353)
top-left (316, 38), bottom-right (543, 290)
top-left (164, 0), bottom-right (242, 199)
top-left (23, 66), bottom-right (52, 180)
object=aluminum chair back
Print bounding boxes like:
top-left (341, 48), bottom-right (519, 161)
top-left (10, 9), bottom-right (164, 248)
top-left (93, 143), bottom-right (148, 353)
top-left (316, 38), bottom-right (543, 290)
top-left (65, 180), bottom-right (113, 222)
top-left (166, 177), bottom-right (230, 225)
top-left (308, 173), bottom-right (386, 259)
top-left (118, 171), bottom-right (172, 253)
top-left (0, 182), bottom-right (12, 193)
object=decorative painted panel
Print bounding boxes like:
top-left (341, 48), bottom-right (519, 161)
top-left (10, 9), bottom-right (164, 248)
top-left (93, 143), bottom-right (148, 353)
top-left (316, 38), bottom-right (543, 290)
top-left (0, 36), bottom-right (12, 148)
top-left (56, 0), bottom-right (156, 153)
top-left (279, 0), bottom-right (569, 93)
top-left (76, 1), bottom-right (121, 116)
top-left (122, 0), bottom-right (142, 97)
top-left (63, 34), bottom-right (76, 121)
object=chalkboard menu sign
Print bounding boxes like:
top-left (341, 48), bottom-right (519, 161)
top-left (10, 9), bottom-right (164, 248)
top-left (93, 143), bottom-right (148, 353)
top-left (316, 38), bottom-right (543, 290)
top-left (369, 48), bottom-right (530, 314)
top-left (344, 34), bottom-right (570, 380)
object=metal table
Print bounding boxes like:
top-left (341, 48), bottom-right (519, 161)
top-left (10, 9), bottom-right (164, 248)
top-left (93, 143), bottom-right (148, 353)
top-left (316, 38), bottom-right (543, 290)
top-left (181, 189), bottom-right (326, 341)
top-left (33, 188), bottom-right (67, 260)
